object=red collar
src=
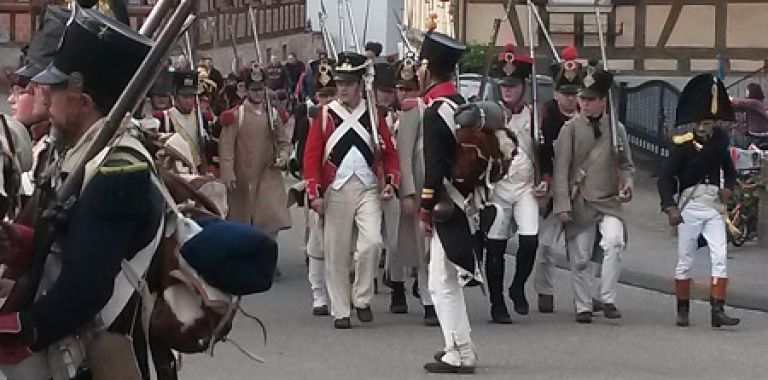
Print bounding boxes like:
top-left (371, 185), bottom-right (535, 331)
top-left (422, 81), bottom-right (458, 104)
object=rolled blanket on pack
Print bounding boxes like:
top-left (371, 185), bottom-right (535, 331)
top-left (180, 218), bottom-right (278, 295)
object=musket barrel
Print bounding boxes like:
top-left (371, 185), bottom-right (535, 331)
top-left (594, 2), bottom-right (621, 152)
top-left (139, 0), bottom-right (175, 38)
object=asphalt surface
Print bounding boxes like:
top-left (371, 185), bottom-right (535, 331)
top-left (179, 206), bottom-right (768, 380)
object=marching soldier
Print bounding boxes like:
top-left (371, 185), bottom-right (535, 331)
top-left (0, 8), bottom-right (169, 378)
top-left (484, 43), bottom-right (542, 323)
top-left (552, 64), bottom-right (635, 323)
top-left (303, 52), bottom-right (399, 329)
top-left (219, 66), bottom-right (292, 239)
top-left (292, 53), bottom-right (338, 316)
top-left (373, 60), bottom-right (408, 313)
top-left (533, 46), bottom-right (583, 313)
top-left (657, 73), bottom-right (740, 328)
top-left (418, 31), bottom-right (491, 373)
top-left (391, 53), bottom-right (438, 324)
top-left (155, 69), bottom-right (213, 170)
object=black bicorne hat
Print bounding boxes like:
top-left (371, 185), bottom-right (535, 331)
top-left (32, 7), bottom-right (152, 112)
top-left (550, 45), bottom-right (583, 94)
top-left (334, 51), bottom-right (368, 82)
top-left (675, 73), bottom-right (735, 127)
top-left (490, 43), bottom-right (532, 87)
top-left (419, 31), bottom-right (465, 77)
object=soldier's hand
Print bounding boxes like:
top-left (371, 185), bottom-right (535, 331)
top-left (719, 188), bottom-right (733, 201)
top-left (665, 207), bottom-right (683, 226)
top-left (618, 186), bottom-right (633, 203)
top-left (419, 208), bottom-right (433, 236)
top-left (533, 181), bottom-right (549, 198)
top-left (557, 212), bottom-right (573, 224)
top-left (381, 184), bottom-right (395, 200)
top-left (401, 196), bottom-right (416, 215)
top-left (310, 198), bottom-right (325, 215)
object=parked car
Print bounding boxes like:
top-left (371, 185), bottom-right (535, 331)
top-left (457, 73), bottom-right (554, 104)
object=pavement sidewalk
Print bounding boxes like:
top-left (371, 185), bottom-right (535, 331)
top-left (542, 157), bottom-right (768, 311)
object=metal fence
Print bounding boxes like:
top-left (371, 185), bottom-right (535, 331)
top-left (618, 80), bottom-right (680, 166)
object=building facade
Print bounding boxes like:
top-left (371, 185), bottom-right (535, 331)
top-left (402, 0), bottom-right (768, 76)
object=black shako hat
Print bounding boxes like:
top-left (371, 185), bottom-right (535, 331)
top-left (309, 53), bottom-right (337, 96)
top-left (578, 62), bottom-right (614, 99)
top-left (675, 73), bottom-right (735, 127)
top-left (419, 31), bottom-right (466, 77)
top-left (394, 52), bottom-right (420, 90)
top-left (490, 43), bottom-right (532, 87)
top-left (550, 45), bottom-right (583, 94)
top-left (373, 61), bottom-right (396, 91)
top-left (15, 5), bottom-right (71, 81)
top-left (149, 69), bottom-right (173, 96)
top-left (33, 7), bottom-right (152, 112)
top-left (334, 51), bottom-right (368, 82)
top-left (173, 70), bottom-right (199, 96)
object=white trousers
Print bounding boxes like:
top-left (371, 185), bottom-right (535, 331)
top-left (487, 191), bottom-right (540, 239)
top-left (676, 202), bottom-right (728, 279)
top-left (567, 215), bottom-right (625, 313)
top-left (307, 257), bottom-right (328, 307)
top-left (428, 234), bottom-right (475, 366)
top-left (533, 213), bottom-right (565, 295)
top-left (324, 177), bottom-right (382, 318)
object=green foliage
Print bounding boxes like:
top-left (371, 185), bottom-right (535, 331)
top-left (460, 43), bottom-right (498, 74)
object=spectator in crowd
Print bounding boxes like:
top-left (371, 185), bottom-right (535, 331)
top-left (285, 53), bottom-right (305, 96)
top-left (266, 55), bottom-right (290, 92)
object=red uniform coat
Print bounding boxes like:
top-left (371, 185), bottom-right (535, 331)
top-left (303, 100), bottom-right (400, 199)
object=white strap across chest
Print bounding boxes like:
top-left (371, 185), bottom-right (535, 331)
top-left (324, 101), bottom-right (371, 161)
top-left (430, 97), bottom-right (459, 137)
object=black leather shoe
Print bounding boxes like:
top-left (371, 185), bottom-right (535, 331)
top-left (711, 299), bottom-right (740, 327)
top-left (490, 303), bottom-right (513, 324)
top-left (313, 305), bottom-right (329, 316)
top-left (356, 307), bottom-right (374, 323)
top-left (390, 282), bottom-right (408, 314)
top-left (538, 294), bottom-right (554, 313)
top-left (602, 303), bottom-right (622, 319)
top-left (575, 311), bottom-right (592, 324)
top-left (508, 286), bottom-right (529, 315)
top-left (424, 305), bottom-right (440, 326)
top-left (334, 317), bottom-right (351, 329)
top-left (424, 361), bottom-right (475, 374)
top-left (592, 299), bottom-right (604, 313)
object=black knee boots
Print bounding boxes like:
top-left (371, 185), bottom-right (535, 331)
top-left (508, 235), bottom-right (538, 315)
top-left (485, 239), bottom-right (512, 324)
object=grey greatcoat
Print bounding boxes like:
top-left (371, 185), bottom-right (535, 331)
top-left (394, 103), bottom-right (425, 269)
top-left (552, 113), bottom-right (635, 236)
top-left (219, 100), bottom-right (292, 234)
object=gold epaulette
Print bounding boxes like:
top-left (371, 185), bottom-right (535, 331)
top-left (421, 188), bottom-right (435, 200)
top-left (672, 132), bottom-right (694, 145)
top-left (99, 162), bottom-right (149, 175)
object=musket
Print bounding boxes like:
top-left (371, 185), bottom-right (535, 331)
top-left (343, 0), bottom-right (361, 53)
top-left (344, 0), bottom-right (379, 150)
top-left (391, 8), bottom-right (415, 54)
top-left (319, 0), bottom-right (338, 57)
top-left (247, 5), bottom-right (281, 168)
top-left (183, 29), bottom-right (210, 168)
top-left (527, 1), bottom-right (560, 62)
top-left (478, 0), bottom-right (513, 100)
top-left (527, 0), bottom-right (543, 146)
top-left (12, 0), bottom-right (195, 310)
top-left (594, 1), bottom-right (622, 154)
top-left (228, 23), bottom-right (242, 75)
top-left (362, 0), bottom-right (371, 46)
top-left (338, 0), bottom-right (346, 51)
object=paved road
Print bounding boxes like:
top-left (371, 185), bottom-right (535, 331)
top-left (180, 206), bottom-right (768, 380)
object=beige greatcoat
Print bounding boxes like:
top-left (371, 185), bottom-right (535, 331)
top-left (393, 104), bottom-right (425, 268)
top-left (219, 99), bottom-right (292, 234)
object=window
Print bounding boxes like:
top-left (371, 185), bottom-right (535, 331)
top-left (547, 0), bottom-right (612, 13)
top-left (281, 43), bottom-right (288, 61)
